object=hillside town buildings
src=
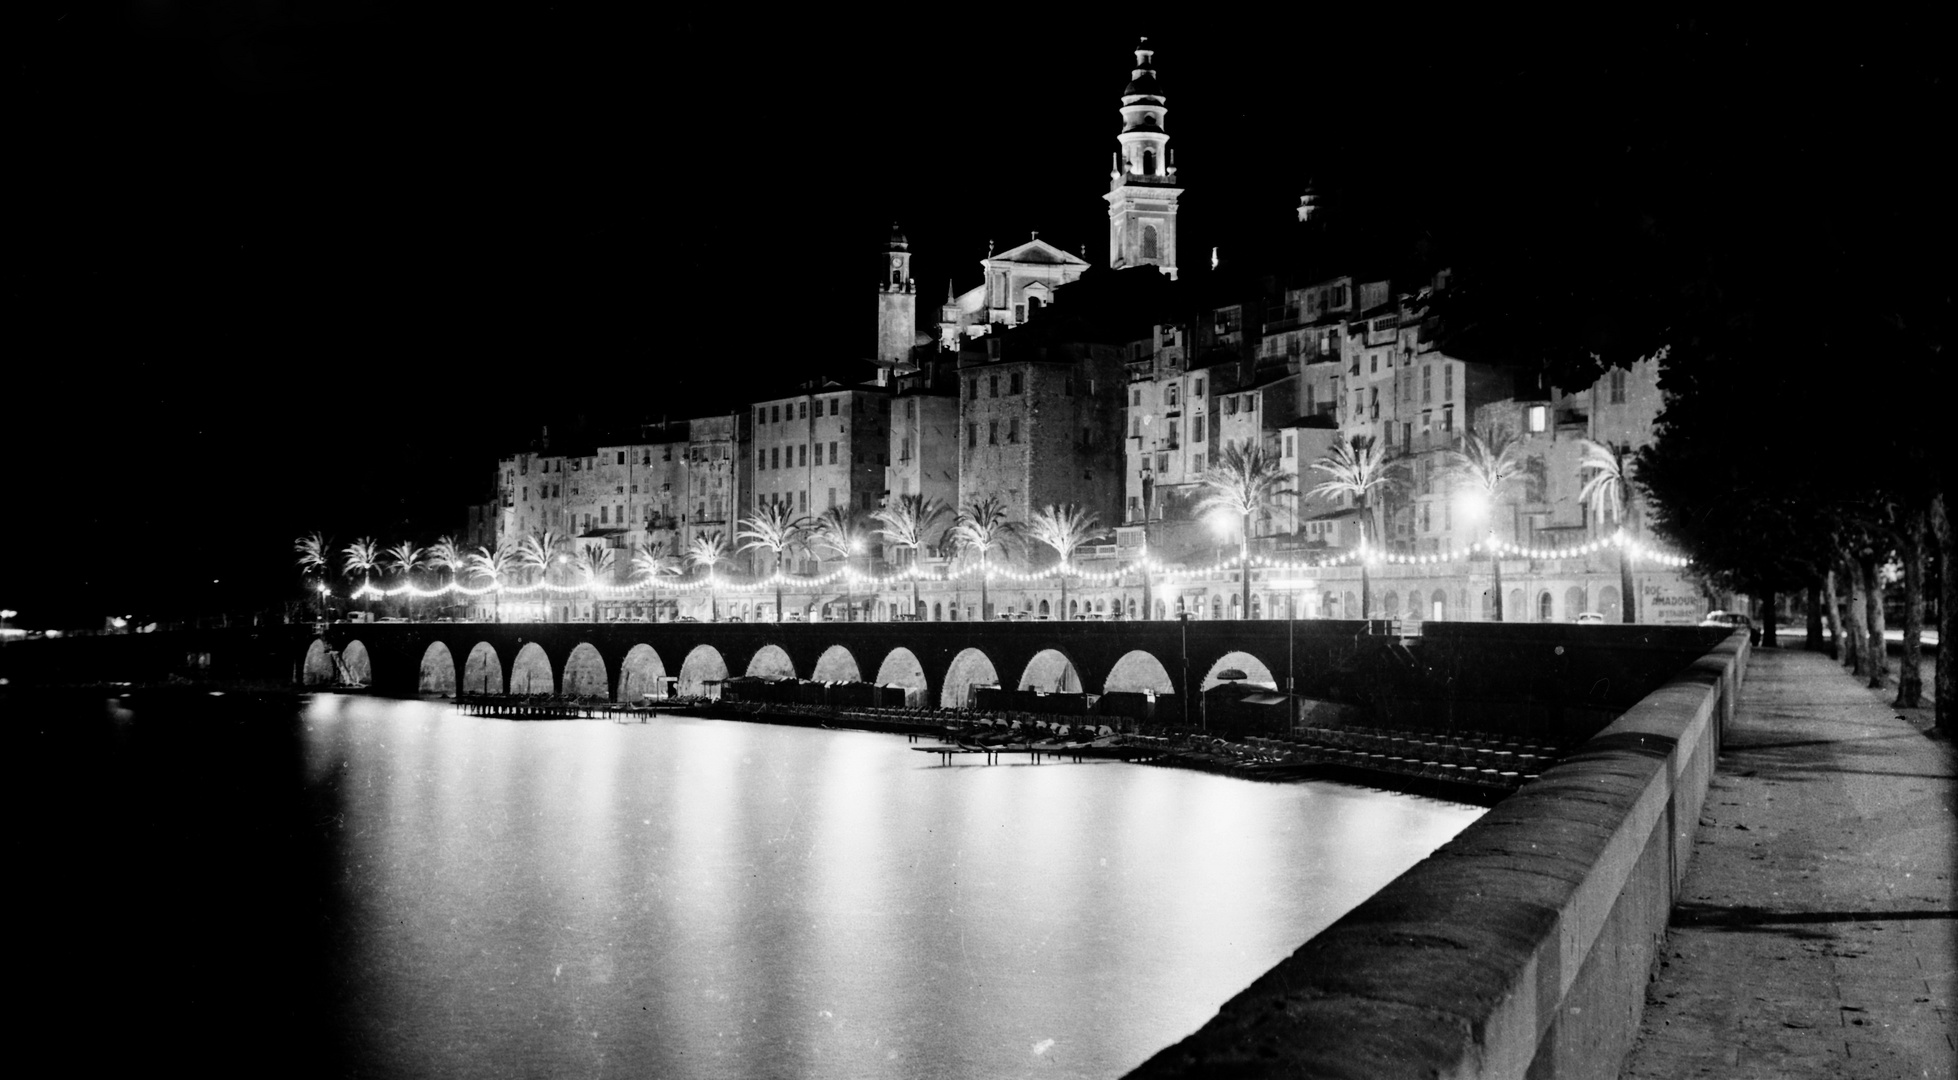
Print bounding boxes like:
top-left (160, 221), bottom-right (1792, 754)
top-left (458, 38), bottom-right (1689, 627)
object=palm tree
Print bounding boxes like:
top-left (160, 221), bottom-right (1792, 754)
top-left (1196, 441), bottom-right (1295, 619)
top-left (294, 531), bottom-right (333, 618)
top-left (629, 539), bottom-right (681, 621)
top-left (383, 542), bottom-right (426, 621)
top-left (738, 502), bottom-right (811, 623)
top-left (465, 543), bottom-right (519, 622)
top-left (578, 543), bottom-right (616, 622)
top-left (425, 536), bottom-right (464, 618)
top-left (517, 529), bottom-right (568, 622)
top-left (1447, 426), bottom-right (1526, 621)
top-left (951, 495), bottom-right (1018, 621)
top-left (811, 507), bottom-right (872, 621)
top-left (342, 537), bottom-right (381, 615)
top-left (1026, 503), bottom-right (1103, 618)
top-left (1308, 434), bottom-right (1404, 619)
top-left (873, 494), bottom-right (949, 617)
top-left (685, 531), bottom-right (731, 622)
top-left (1579, 438), bottom-right (1640, 624)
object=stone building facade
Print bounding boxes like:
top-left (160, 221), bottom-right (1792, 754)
top-left (748, 382), bottom-right (893, 566)
top-left (957, 334), bottom-right (1126, 530)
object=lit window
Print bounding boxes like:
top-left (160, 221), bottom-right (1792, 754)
top-left (1527, 405), bottom-right (1547, 432)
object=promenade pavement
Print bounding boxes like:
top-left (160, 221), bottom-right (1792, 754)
top-left (1620, 647), bottom-right (1955, 1078)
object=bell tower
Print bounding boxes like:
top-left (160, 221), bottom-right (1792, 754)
top-left (1104, 38), bottom-right (1182, 280)
top-left (877, 222), bottom-right (918, 373)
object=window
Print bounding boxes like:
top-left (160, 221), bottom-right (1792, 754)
top-left (828, 487), bottom-right (837, 508)
top-left (771, 405), bottom-right (781, 423)
top-left (757, 408), bottom-right (766, 425)
top-left (1369, 386), bottom-right (1379, 419)
top-left (988, 420), bottom-right (999, 445)
top-left (1014, 304), bottom-right (1025, 322)
top-left (522, 486), bottom-right (528, 502)
top-left (1609, 368), bottom-right (1627, 404)
top-left (1008, 417), bottom-right (1020, 443)
top-left (811, 441), bottom-right (819, 463)
top-left (1157, 452), bottom-right (1169, 472)
top-left (967, 378), bottom-right (977, 399)
top-left (1284, 434), bottom-right (1294, 457)
top-left (1421, 502), bottom-right (1431, 532)
top-left (1370, 354), bottom-right (1378, 374)
top-left (1194, 376), bottom-right (1204, 396)
top-left (1166, 384), bottom-right (1179, 407)
top-left (757, 450), bottom-right (766, 470)
top-left (1527, 405), bottom-right (1547, 432)
top-left (1142, 224), bottom-right (1159, 258)
top-left (1443, 405), bottom-right (1455, 433)
top-left (1444, 364), bottom-right (1454, 400)
top-left (1193, 414), bottom-right (1204, 441)
top-left (830, 398), bottom-right (839, 416)
top-left (1132, 388), bottom-right (1142, 406)
top-left (1009, 372), bottom-right (1023, 394)
top-left (1422, 365), bottom-right (1433, 403)
top-left (1192, 454), bottom-right (1203, 473)
top-left (989, 375), bottom-right (999, 398)
top-left (1224, 396), bottom-right (1237, 416)
top-left (616, 451), bottom-right (625, 465)
top-left (797, 444), bottom-right (807, 467)
top-left (1131, 417), bottom-right (1140, 437)
top-left (799, 490), bottom-right (808, 510)
top-left (771, 447), bottom-right (780, 469)
top-left (1243, 393), bottom-right (1255, 411)
top-left (829, 441), bottom-right (838, 464)
top-left (905, 399), bottom-right (915, 419)
top-left (968, 423), bottom-right (977, 448)
top-left (616, 485), bottom-right (625, 494)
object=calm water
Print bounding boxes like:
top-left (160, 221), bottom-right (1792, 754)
top-left (297, 695), bottom-right (1481, 1079)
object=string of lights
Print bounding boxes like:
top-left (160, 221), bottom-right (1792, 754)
top-left (339, 531), bottom-right (1689, 602)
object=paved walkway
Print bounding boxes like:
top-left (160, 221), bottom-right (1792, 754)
top-left (1621, 647), bottom-right (1956, 1078)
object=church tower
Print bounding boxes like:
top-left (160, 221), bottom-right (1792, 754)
top-left (877, 222), bottom-right (918, 374)
top-left (1104, 39), bottom-right (1183, 280)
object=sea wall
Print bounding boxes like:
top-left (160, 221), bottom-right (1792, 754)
top-left (1125, 628), bottom-right (1751, 1079)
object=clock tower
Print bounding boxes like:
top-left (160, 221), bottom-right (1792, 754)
top-left (1104, 39), bottom-right (1182, 280)
top-left (876, 222), bottom-right (918, 376)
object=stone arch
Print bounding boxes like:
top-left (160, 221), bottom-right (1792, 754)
top-left (302, 639), bottom-right (335, 687)
top-left (678, 644), bottom-right (729, 698)
top-left (932, 601), bottom-right (943, 622)
top-left (1343, 591), bottom-right (1360, 619)
top-left (1537, 590), bottom-right (1554, 622)
top-left (1200, 651), bottom-right (1277, 691)
top-left (1105, 650), bottom-right (1174, 694)
top-left (1598, 585), bottom-right (1622, 622)
top-left (746, 643), bottom-right (796, 679)
top-left (563, 642), bottom-right (609, 699)
top-left (811, 644), bottom-right (861, 683)
top-left (1565, 585), bottom-right (1587, 619)
top-left (874, 647), bottom-right (929, 707)
top-left (1038, 599), bottom-right (1050, 617)
top-left (341, 640), bottom-right (372, 686)
top-left (941, 647), bottom-right (1000, 709)
top-left (462, 642), bottom-right (504, 693)
top-left (1508, 588), bottom-right (1523, 621)
top-left (1018, 648), bottom-right (1083, 693)
top-left (510, 642), bottom-right (553, 694)
top-left (1430, 589), bottom-right (1448, 620)
top-left (619, 644), bottom-right (667, 701)
top-left (417, 641), bottom-right (458, 696)
top-left (1381, 590), bottom-right (1399, 619)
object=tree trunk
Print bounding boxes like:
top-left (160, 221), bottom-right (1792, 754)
top-left (1931, 491), bottom-right (1956, 735)
top-left (1805, 582), bottom-right (1824, 651)
top-left (911, 555), bottom-right (921, 618)
top-left (1490, 556), bottom-right (1504, 622)
top-left (1839, 558), bottom-right (1867, 675)
top-left (1821, 566), bottom-right (1844, 661)
top-left (1142, 561), bottom-right (1153, 621)
top-left (1760, 589), bottom-right (1777, 647)
top-left (1240, 516), bottom-right (1252, 619)
top-left (979, 556), bottom-right (990, 621)
top-left (1862, 553), bottom-right (1887, 689)
top-left (775, 551), bottom-right (784, 624)
top-left (1896, 502), bottom-right (1924, 707)
top-left (1619, 544), bottom-right (1637, 623)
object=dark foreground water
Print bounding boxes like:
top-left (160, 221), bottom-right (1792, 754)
top-left (18, 691), bottom-right (1480, 1079)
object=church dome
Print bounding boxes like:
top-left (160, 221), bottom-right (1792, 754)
top-left (1122, 71), bottom-right (1160, 99)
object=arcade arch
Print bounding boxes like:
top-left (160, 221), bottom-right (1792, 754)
top-left (1104, 650), bottom-right (1174, 695)
top-left (746, 644), bottom-right (796, 680)
top-left (462, 641), bottom-right (504, 693)
top-left (678, 645), bottom-right (729, 698)
top-left (563, 642), bottom-right (609, 699)
top-left (510, 642), bottom-right (553, 694)
top-left (941, 647), bottom-right (1000, 709)
top-left (417, 642), bottom-right (457, 696)
top-left (341, 640), bottom-right (372, 686)
top-left (618, 644), bottom-right (667, 702)
top-left (1018, 648), bottom-right (1082, 693)
top-left (1200, 651), bottom-right (1277, 691)
top-left (811, 644), bottom-right (861, 683)
top-left (301, 639), bottom-right (335, 687)
top-left (873, 647), bottom-right (928, 707)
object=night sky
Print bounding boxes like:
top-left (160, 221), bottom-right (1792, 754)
top-left (11, 9), bottom-right (1942, 626)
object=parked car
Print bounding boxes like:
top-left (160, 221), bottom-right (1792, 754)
top-left (674, 615), bottom-right (699, 623)
top-left (1574, 611), bottom-right (1606, 625)
top-left (1699, 609), bottom-right (1762, 645)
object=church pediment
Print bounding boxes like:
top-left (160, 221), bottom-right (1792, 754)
top-left (985, 237), bottom-right (1090, 268)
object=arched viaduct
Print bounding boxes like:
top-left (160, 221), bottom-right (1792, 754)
top-left (302, 620), bottom-right (1394, 707)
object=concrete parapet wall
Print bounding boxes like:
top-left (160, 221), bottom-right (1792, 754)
top-left (1125, 628), bottom-right (1751, 1080)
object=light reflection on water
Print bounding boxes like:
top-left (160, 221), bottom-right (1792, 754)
top-left (303, 696), bottom-right (1483, 1079)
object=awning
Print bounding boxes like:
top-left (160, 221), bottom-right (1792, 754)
top-left (1241, 694), bottom-right (1290, 706)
